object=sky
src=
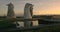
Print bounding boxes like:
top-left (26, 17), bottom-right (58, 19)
top-left (0, 0), bottom-right (60, 16)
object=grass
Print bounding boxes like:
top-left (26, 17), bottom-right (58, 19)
top-left (32, 24), bottom-right (60, 32)
top-left (0, 18), bottom-right (60, 32)
top-left (0, 19), bottom-right (16, 29)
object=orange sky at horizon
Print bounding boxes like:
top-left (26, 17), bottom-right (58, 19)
top-left (0, 0), bottom-right (60, 16)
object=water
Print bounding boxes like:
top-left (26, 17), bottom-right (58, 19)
top-left (17, 21), bottom-right (24, 27)
top-left (15, 20), bottom-right (39, 27)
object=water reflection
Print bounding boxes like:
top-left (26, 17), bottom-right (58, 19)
top-left (15, 20), bottom-right (38, 27)
top-left (17, 21), bottom-right (24, 27)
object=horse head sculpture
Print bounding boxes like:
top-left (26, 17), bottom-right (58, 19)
top-left (24, 3), bottom-right (33, 19)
